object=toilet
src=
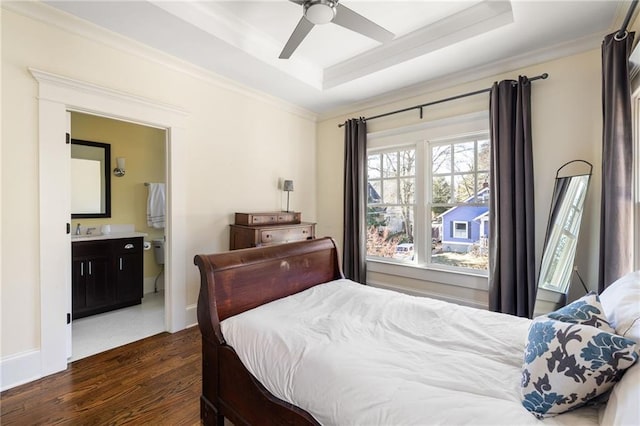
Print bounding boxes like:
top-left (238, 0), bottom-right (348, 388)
top-left (152, 238), bottom-right (165, 265)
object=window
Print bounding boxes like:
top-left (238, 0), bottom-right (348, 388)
top-left (429, 137), bottom-right (490, 271)
top-left (366, 114), bottom-right (490, 276)
top-left (366, 148), bottom-right (415, 258)
top-left (453, 221), bottom-right (469, 239)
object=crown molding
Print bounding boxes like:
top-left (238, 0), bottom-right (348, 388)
top-left (2, 1), bottom-right (318, 123)
top-left (319, 31), bottom-right (604, 123)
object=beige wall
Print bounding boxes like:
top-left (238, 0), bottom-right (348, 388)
top-left (1, 7), bottom-right (317, 359)
top-left (317, 49), bottom-right (602, 306)
top-left (71, 112), bottom-right (166, 282)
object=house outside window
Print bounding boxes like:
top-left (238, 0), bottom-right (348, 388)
top-left (365, 112), bottom-right (490, 277)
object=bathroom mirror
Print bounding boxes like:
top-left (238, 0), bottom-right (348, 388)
top-left (71, 139), bottom-right (111, 218)
top-left (536, 160), bottom-right (592, 302)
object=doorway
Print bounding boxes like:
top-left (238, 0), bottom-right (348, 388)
top-left (69, 112), bottom-right (168, 360)
top-left (33, 68), bottom-right (189, 379)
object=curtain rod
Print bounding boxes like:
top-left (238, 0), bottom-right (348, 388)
top-left (617, 0), bottom-right (638, 39)
top-left (338, 73), bottom-right (549, 128)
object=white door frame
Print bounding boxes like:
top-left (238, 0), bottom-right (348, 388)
top-left (31, 68), bottom-right (189, 377)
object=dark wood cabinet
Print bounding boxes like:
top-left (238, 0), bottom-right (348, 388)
top-left (72, 237), bottom-right (143, 319)
top-left (113, 238), bottom-right (144, 305)
top-left (72, 245), bottom-right (113, 314)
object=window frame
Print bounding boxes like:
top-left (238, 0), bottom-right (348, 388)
top-left (365, 111), bottom-right (490, 288)
top-left (452, 221), bottom-right (470, 239)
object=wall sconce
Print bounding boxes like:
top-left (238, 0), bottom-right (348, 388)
top-left (113, 157), bottom-right (126, 177)
top-left (283, 180), bottom-right (294, 212)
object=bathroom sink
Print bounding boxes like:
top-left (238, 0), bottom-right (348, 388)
top-left (71, 234), bottom-right (102, 240)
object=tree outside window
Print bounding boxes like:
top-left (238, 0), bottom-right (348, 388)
top-left (367, 148), bottom-right (415, 260)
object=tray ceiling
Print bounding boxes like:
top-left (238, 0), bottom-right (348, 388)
top-left (40, 1), bottom-right (627, 114)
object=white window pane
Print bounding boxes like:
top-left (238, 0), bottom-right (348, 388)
top-left (432, 145), bottom-right (451, 174)
top-left (431, 176), bottom-right (451, 204)
top-left (366, 206), bottom-right (414, 261)
top-left (368, 180), bottom-right (382, 204)
top-left (477, 174), bottom-right (490, 204)
top-left (453, 142), bottom-right (474, 172)
top-left (368, 155), bottom-right (381, 179)
top-left (478, 140), bottom-right (490, 171)
top-left (383, 152), bottom-right (398, 177)
top-left (400, 178), bottom-right (415, 204)
top-left (454, 174), bottom-right (475, 202)
top-left (430, 207), bottom-right (488, 271)
top-left (399, 149), bottom-right (416, 176)
top-left (383, 179), bottom-right (398, 204)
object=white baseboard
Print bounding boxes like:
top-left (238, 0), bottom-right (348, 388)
top-left (0, 349), bottom-right (41, 392)
top-left (185, 303), bottom-right (198, 328)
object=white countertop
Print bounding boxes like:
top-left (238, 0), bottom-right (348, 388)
top-left (71, 231), bottom-right (148, 242)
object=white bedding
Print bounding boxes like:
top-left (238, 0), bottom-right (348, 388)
top-left (221, 279), bottom-right (600, 425)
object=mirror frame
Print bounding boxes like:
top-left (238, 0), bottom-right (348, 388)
top-left (71, 139), bottom-right (112, 218)
top-left (537, 159), bottom-right (592, 300)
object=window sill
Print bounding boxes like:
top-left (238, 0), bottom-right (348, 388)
top-left (367, 258), bottom-right (489, 291)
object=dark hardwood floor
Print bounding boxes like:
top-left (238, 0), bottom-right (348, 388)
top-left (1, 326), bottom-right (202, 425)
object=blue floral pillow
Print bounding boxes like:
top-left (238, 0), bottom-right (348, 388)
top-left (521, 318), bottom-right (638, 417)
top-left (547, 293), bottom-right (614, 333)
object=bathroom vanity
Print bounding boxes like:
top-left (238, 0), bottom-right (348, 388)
top-left (72, 234), bottom-right (144, 319)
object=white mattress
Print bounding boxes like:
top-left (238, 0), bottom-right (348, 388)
top-left (221, 279), bottom-right (600, 425)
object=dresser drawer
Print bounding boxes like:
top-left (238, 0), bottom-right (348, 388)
top-left (260, 225), bottom-right (314, 245)
top-left (229, 222), bottom-right (316, 250)
top-left (235, 212), bottom-right (301, 226)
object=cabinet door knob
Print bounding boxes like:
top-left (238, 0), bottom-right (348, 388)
top-left (124, 243), bottom-right (134, 249)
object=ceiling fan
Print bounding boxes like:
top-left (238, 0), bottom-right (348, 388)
top-left (279, 0), bottom-right (395, 59)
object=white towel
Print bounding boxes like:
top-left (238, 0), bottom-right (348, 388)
top-left (146, 183), bottom-right (165, 229)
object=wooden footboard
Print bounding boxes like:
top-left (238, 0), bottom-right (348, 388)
top-left (194, 237), bottom-right (344, 425)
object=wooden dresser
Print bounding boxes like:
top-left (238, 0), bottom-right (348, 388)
top-left (230, 212), bottom-right (315, 250)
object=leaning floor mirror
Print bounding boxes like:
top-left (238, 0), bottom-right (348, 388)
top-left (534, 160), bottom-right (592, 316)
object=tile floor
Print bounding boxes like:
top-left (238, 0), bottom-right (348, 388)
top-left (70, 291), bottom-right (165, 361)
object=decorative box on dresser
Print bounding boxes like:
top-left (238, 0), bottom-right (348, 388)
top-left (230, 212), bottom-right (316, 250)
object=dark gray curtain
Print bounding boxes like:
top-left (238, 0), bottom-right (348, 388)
top-left (488, 77), bottom-right (536, 318)
top-left (343, 118), bottom-right (367, 283)
top-left (599, 31), bottom-right (635, 292)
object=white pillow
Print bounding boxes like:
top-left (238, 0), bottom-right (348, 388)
top-left (599, 271), bottom-right (640, 343)
top-left (600, 361), bottom-right (640, 426)
top-left (521, 318), bottom-right (638, 418)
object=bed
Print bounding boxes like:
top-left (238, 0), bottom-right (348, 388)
top-left (194, 237), bottom-right (639, 426)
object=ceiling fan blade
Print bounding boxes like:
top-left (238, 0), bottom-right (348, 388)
top-left (279, 16), bottom-right (315, 59)
top-left (288, 0), bottom-right (305, 4)
top-left (333, 3), bottom-right (394, 43)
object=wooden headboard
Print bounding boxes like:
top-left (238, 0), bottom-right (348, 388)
top-left (194, 237), bottom-right (344, 345)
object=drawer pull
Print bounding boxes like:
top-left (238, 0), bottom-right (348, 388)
top-left (124, 243), bottom-right (134, 249)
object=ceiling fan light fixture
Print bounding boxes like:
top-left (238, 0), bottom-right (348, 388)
top-left (304, 0), bottom-right (337, 25)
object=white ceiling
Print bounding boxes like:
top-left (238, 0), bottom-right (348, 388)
top-left (41, 1), bottom-right (629, 115)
